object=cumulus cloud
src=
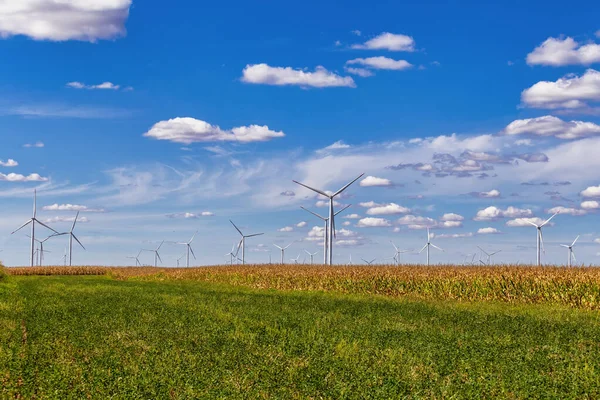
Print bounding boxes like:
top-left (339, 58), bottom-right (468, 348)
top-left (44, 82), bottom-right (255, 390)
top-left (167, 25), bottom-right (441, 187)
top-left (474, 206), bottom-right (532, 221)
top-left (440, 221), bottom-right (462, 228)
top-left (356, 217), bottom-right (391, 227)
top-left (344, 67), bottom-right (374, 77)
top-left (0, 159), bottom-right (18, 167)
top-left (526, 37), bottom-right (600, 66)
top-left (321, 140), bottom-right (351, 151)
top-left (42, 204), bottom-right (105, 212)
top-left (546, 206), bottom-right (586, 216)
top-left (360, 175), bottom-right (392, 187)
top-left (581, 200), bottom-right (600, 209)
top-left (502, 116), bottom-right (600, 139)
top-left (241, 64), bottom-right (355, 88)
top-left (0, 0), bottom-right (132, 42)
top-left (351, 32), bottom-right (415, 51)
top-left (346, 57), bottom-right (412, 70)
top-left (432, 232), bottom-right (473, 239)
top-left (469, 189), bottom-right (501, 198)
top-left (359, 201), bottom-right (380, 208)
top-left (278, 226), bottom-right (294, 232)
top-left (0, 172), bottom-right (48, 182)
top-left (44, 216), bottom-right (89, 224)
top-left (343, 213), bottom-right (361, 219)
top-left (296, 221), bottom-right (307, 228)
top-left (366, 203), bottom-right (410, 215)
top-left (521, 69), bottom-right (600, 110)
top-left (67, 81), bottom-right (124, 90)
top-left (166, 212), bottom-right (214, 219)
top-left (316, 199), bottom-right (341, 207)
top-left (143, 118), bottom-right (285, 145)
top-left (397, 215), bottom-right (437, 229)
top-left (23, 141), bottom-right (44, 148)
top-left (441, 213), bottom-right (464, 221)
top-left (506, 217), bottom-right (548, 227)
top-left (478, 227), bottom-right (500, 234)
top-left (581, 185), bottom-right (600, 198)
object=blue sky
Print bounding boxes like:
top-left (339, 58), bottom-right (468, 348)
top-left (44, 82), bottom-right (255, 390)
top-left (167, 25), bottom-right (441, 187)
top-left (2, 0), bottom-right (600, 266)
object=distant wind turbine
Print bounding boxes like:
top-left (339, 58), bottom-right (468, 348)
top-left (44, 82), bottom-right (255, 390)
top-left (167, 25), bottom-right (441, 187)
top-left (11, 189), bottom-right (58, 267)
top-left (525, 212), bottom-right (558, 266)
top-left (274, 242), bottom-right (293, 264)
top-left (477, 246), bottom-right (501, 265)
top-left (419, 228), bottom-right (443, 266)
top-left (290, 254), bottom-right (301, 264)
top-left (560, 235), bottom-right (579, 267)
top-left (361, 257), bottom-right (376, 265)
top-left (127, 250), bottom-right (143, 266)
top-left (304, 249), bottom-right (318, 265)
top-left (293, 174), bottom-right (363, 265)
top-left (52, 211), bottom-right (85, 266)
top-left (300, 204), bottom-right (351, 265)
top-left (177, 253), bottom-right (186, 267)
top-left (225, 243), bottom-right (237, 265)
top-left (230, 220), bottom-right (263, 265)
top-left (26, 235), bottom-right (53, 267)
top-left (390, 241), bottom-right (410, 266)
top-left (178, 231), bottom-right (197, 268)
top-left (144, 241), bottom-right (164, 267)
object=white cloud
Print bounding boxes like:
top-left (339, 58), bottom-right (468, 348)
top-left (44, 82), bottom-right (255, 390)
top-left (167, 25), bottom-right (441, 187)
top-left (351, 32), bottom-right (415, 51)
top-left (595, 238), bottom-right (600, 244)
top-left (0, 159), bottom-right (18, 167)
top-left (481, 189), bottom-right (501, 198)
top-left (581, 200), bottom-right (600, 210)
top-left (344, 67), bottom-right (374, 77)
top-left (296, 221), bottom-right (307, 228)
top-left (351, 29), bottom-right (361, 36)
top-left (356, 217), bottom-right (391, 227)
top-left (316, 200), bottom-right (340, 207)
top-left (320, 140), bottom-right (351, 151)
top-left (433, 232), bottom-right (473, 239)
top-left (506, 217), bottom-right (548, 227)
top-left (346, 57), bottom-right (412, 70)
top-left (23, 141), bottom-right (44, 148)
top-left (166, 212), bottom-right (214, 219)
top-left (366, 203), bottom-right (410, 215)
top-left (144, 117), bottom-right (285, 145)
top-left (278, 226), bottom-right (293, 232)
top-left (306, 226), bottom-right (325, 240)
top-left (0, 0), bottom-right (132, 42)
top-left (44, 216), bottom-right (89, 224)
top-left (42, 204), bottom-right (105, 212)
top-left (502, 116), bottom-right (600, 139)
top-left (241, 64), bottom-right (355, 88)
top-left (440, 220), bottom-right (462, 228)
top-left (546, 206), bottom-right (586, 216)
top-left (397, 215), bottom-right (437, 229)
top-left (474, 206), bottom-right (532, 221)
top-left (478, 227), bottom-right (500, 234)
top-left (526, 37), bottom-right (600, 66)
top-left (360, 175), bottom-right (392, 187)
top-left (515, 139), bottom-right (533, 146)
top-left (343, 221), bottom-right (351, 226)
top-left (441, 213), bottom-right (464, 221)
top-left (66, 81), bottom-right (123, 90)
top-left (581, 185), bottom-right (600, 198)
top-left (359, 201), bottom-right (380, 208)
top-left (343, 214), bottom-right (361, 219)
top-left (521, 69), bottom-right (600, 110)
top-left (0, 172), bottom-right (48, 182)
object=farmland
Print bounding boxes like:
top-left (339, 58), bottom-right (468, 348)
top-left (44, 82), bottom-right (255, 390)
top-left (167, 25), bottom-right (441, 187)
top-left (1, 265), bottom-right (600, 398)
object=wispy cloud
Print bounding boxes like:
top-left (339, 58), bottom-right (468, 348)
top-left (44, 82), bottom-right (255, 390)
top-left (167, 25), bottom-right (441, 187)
top-left (241, 64), bottom-right (355, 88)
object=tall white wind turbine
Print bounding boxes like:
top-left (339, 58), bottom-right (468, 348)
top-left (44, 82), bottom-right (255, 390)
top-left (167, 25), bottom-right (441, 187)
top-left (178, 231), bottom-right (197, 268)
top-left (304, 250), bottom-right (318, 265)
top-left (273, 242), bottom-right (293, 264)
top-left (419, 228), bottom-right (443, 266)
top-left (144, 241), bottom-right (164, 267)
top-left (52, 211), bottom-right (85, 266)
top-left (11, 189), bottom-right (58, 267)
top-left (560, 235), bottom-right (579, 267)
top-left (525, 212), bottom-right (558, 266)
top-left (230, 220), bottom-right (263, 265)
top-left (300, 204), bottom-right (351, 265)
top-left (293, 174), bottom-right (363, 265)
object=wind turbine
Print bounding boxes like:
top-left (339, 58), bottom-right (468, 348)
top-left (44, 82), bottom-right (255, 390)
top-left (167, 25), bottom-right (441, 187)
top-left (178, 231), bottom-right (197, 268)
top-left (177, 253), bottom-right (186, 267)
top-left (230, 220), bottom-right (263, 265)
top-left (27, 235), bottom-right (53, 267)
top-left (126, 250), bottom-right (143, 266)
top-left (11, 189), bottom-right (58, 267)
top-left (525, 212), bottom-right (558, 266)
top-left (300, 204), bottom-right (351, 265)
top-left (52, 211), bottom-right (85, 266)
top-left (560, 235), bottom-right (579, 267)
top-left (390, 241), bottom-right (410, 266)
top-left (273, 242), bottom-right (293, 264)
top-left (290, 254), bottom-right (301, 264)
top-left (225, 243), bottom-right (238, 265)
top-left (144, 241), bottom-right (164, 267)
top-left (361, 257), bottom-right (376, 265)
top-left (304, 249), bottom-right (318, 265)
top-left (477, 246), bottom-right (501, 265)
top-left (293, 174), bottom-right (364, 265)
top-left (62, 247), bottom-right (67, 266)
top-left (419, 228), bottom-right (443, 266)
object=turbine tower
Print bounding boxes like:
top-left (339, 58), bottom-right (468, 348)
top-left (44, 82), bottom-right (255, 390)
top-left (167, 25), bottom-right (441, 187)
top-left (177, 253), bottom-right (186, 267)
top-left (144, 241), bottom-right (164, 267)
top-left (525, 212), bottom-right (558, 266)
top-left (11, 189), bottom-right (58, 267)
top-left (27, 235), bottom-right (53, 267)
top-left (225, 244), bottom-right (237, 265)
top-left (230, 220), bottom-right (263, 265)
top-left (52, 211), bottom-right (85, 266)
top-left (560, 235), bottom-right (579, 267)
top-left (178, 231), bottom-right (197, 268)
top-left (304, 250), bottom-right (318, 265)
top-left (293, 174), bottom-right (363, 265)
top-left (273, 242), bottom-right (293, 264)
top-left (300, 204), bottom-right (351, 265)
top-left (390, 241), bottom-right (409, 266)
top-left (419, 228), bottom-right (443, 266)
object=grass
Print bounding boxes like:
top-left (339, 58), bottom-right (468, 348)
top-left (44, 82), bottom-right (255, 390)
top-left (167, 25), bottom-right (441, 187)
top-left (1, 273), bottom-right (600, 398)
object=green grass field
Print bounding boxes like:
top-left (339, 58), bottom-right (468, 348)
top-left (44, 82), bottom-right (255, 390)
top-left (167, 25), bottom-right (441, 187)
top-left (1, 275), bottom-right (600, 398)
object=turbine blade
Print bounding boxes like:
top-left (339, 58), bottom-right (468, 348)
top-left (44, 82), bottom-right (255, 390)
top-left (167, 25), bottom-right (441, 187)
top-left (157, 240), bottom-right (164, 251)
top-left (284, 243), bottom-right (292, 249)
top-left (11, 219), bottom-right (31, 235)
top-left (541, 212), bottom-right (559, 227)
top-left (571, 235), bottom-right (580, 247)
top-left (72, 234), bottom-right (85, 250)
top-left (33, 189), bottom-right (37, 218)
top-left (234, 239), bottom-right (243, 257)
top-left (300, 206), bottom-right (327, 220)
top-left (189, 231), bottom-right (198, 244)
top-left (229, 220), bottom-right (243, 236)
top-left (189, 246), bottom-right (197, 260)
top-left (246, 233), bottom-right (263, 238)
top-left (571, 250), bottom-right (576, 263)
top-left (157, 252), bottom-right (163, 264)
top-left (419, 244), bottom-right (428, 254)
top-left (430, 243), bottom-right (444, 252)
top-left (292, 180), bottom-right (329, 198)
top-left (273, 244), bottom-right (283, 250)
top-left (390, 241), bottom-right (399, 252)
top-left (524, 219), bottom-right (539, 228)
top-left (539, 230), bottom-right (545, 253)
top-left (71, 211), bottom-right (79, 232)
top-left (560, 244), bottom-right (569, 248)
top-left (427, 227), bottom-right (430, 242)
top-left (35, 219), bottom-right (59, 234)
top-left (333, 173), bottom-right (364, 197)
top-left (334, 204), bottom-right (351, 216)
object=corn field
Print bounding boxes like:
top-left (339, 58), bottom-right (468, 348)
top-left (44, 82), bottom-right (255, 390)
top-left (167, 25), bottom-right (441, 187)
top-left (5, 264), bottom-right (600, 310)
